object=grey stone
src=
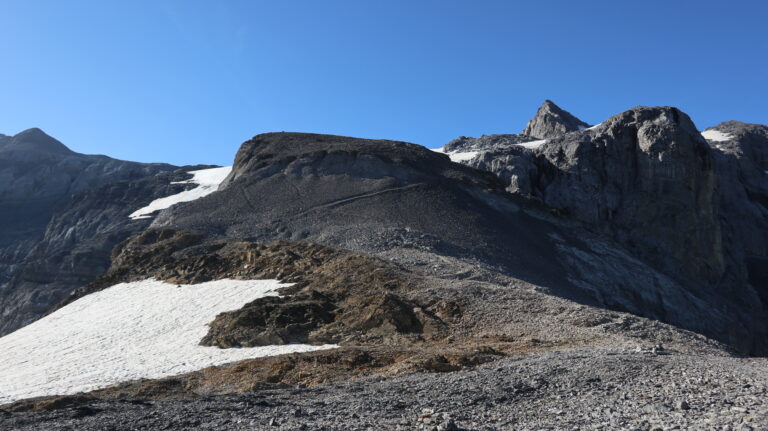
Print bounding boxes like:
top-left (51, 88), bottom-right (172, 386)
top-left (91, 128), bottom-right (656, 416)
top-left (521, 100), bottom-right (590, 139)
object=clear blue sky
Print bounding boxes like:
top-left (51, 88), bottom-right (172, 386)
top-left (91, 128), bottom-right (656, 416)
top-left (1, 0), bottom-right (766, 166)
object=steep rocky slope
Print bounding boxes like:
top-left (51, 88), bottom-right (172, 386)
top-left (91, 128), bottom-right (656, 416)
top-left (150, 132), bottom-right (570, 289)
top-left (0, 128), bottom-right (216, 335)
top-left (702, 121), bottom-right (768, 298)
top-left (142, 130), bottom-right (762, 353)
top-left (0, 128), bottom-right (170, 251)
top-left (449, 104), bottom-right (768, 354)
top-left (0, 168), bottom-right (222, 334)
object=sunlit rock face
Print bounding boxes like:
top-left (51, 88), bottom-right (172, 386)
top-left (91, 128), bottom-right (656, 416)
top-left (522, 99), bottom-right (591, 139)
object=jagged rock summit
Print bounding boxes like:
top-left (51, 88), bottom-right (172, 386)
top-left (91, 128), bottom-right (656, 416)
top-left (521, 99), bottom-right (590, 139)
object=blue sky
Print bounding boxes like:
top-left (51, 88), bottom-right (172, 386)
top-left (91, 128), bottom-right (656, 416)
top-left (1, 0), bottom-right (766, 166)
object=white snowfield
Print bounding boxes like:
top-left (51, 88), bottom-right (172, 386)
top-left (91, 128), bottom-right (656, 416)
top-left (0, 279), bottom-right (337, 404)
top-left (129, 166), bottom-right (232, 220)
top-left (701, 129), bottom-right (734, 142)
top-left (446, 150), bottom-right (479, 162)
top-left (431, 147), bottom-right (480, 162)
top-left (518, 139), bottom-right (547, 149)
top-left (587, 122), bottom-right (603, 130)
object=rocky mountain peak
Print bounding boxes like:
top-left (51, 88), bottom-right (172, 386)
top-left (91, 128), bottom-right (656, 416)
top-left (4, 128), bottom-right (74, 156)
top-left (522, 100), bottom-right (590, 139)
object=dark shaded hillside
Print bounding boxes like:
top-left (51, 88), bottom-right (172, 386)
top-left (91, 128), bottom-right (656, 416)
top-left (0, 128), bottom-right (181, 335)
top-left (152, 132), bottom-right (570, 290)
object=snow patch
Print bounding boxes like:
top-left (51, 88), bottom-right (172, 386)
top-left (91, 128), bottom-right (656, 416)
top-left (587, 123), bottom-right (603, 131)
top-left (701, 129), bottom-right (734, 142)
top-left (129, 166), bottom-right (232, 220)
top-left (0, 278), bottom-right (336, 404)
top-left (517, 139), bottom-right (547, 149)
top-left (447, 151), bottom-right (479, 162)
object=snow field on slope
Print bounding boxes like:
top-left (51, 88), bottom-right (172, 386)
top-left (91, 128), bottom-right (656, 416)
top-left (701, 129), bottom-right (734, 142)
top-left (0, 279), bottom-right (337, 404)
top-left (517, 139), bottom-right (547, 149)
top-left (129, 166), bottom-right (232, 220)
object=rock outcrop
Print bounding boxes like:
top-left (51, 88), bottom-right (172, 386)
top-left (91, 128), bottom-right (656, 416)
top-left (447, 104), bottom-right (768, 354)
top-left (521, 100), bottom-right (590, 139)
top-left (0, 128), bottom-right (182, 335)
top-left (702, 121), bottom-right (768, 304)
top-left (462, 107), bottom-right (722, 281)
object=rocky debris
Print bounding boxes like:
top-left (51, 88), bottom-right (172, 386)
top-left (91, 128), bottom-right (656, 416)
top-left (416, 409), bottom-right (458, 431)
top-left (521, 99), bottom-right (590, 139)
top-left (3, 349), bottom-right (767, 430)
top-left (15, 233), bottom-right (728, 405)
top-left (0, 128), bottom-right (181, 335)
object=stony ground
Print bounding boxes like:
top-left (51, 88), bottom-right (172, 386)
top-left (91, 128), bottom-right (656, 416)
top-left (2, 244), bottom-right (764, 430)
top-left (3, 348), bottom-right (766, 430)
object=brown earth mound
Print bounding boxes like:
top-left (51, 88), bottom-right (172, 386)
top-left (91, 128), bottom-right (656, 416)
top-left (60, 229), bottom-right (452, 347)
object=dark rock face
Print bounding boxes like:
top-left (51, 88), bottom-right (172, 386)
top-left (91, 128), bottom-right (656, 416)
top-left (468, 107), bottom-right (722, 283)
top-left (454, 106), bottom-right (768, 354)
top-left (0, 169), bottom-right (213, 334)
top-left (540, 107), bottom-right (722, 283)
top-left (521, 100), bottom-right (590, 139)
top-left (3, 117), bottom-right (765, 356)
top-left (702, 121), bottom-right (768, 304)
top-left (0, 128), bottom-right (182, 335)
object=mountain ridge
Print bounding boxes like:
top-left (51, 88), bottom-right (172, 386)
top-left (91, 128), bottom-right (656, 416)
top-left (2, 103), bottom-right (768, 430)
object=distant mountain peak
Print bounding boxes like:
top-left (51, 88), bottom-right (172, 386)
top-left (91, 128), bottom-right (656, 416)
top-left (522, 100), bottom-right (590, 139)
top-left (5, 128), bottom-right (75, 156)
